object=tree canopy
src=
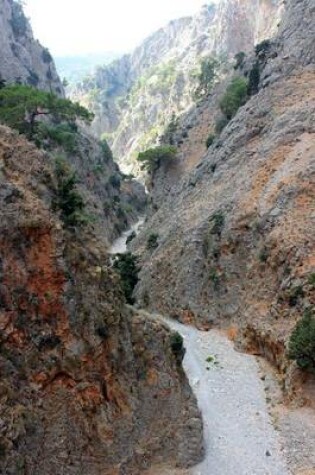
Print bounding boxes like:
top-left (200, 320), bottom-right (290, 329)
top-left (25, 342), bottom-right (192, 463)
top-left (137, 145), bottom-right (177, 173)
top-left (219, 77), bottom-right (248, 120)
top-left (0, 84), bottom-right (93, 138)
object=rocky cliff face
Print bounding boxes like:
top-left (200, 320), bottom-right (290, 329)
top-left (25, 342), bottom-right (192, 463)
top-left (0, 125), bottom-right (203, 474)
top-left (0, 0), bottom-right (63, 95)
top-left (71, 0), bottom-right (283, 174)
top-left (133, 0), bottom-right (315, 401)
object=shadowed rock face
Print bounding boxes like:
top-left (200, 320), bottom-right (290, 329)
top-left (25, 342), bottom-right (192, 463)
top-left (0, 126), bottom-right (203, 474)
top-left (0, 0), bottom-right (64, 95)
top-left (133, 0), bottom-right (315, 398)
top-left (70, 0), bottom-right (283, 175)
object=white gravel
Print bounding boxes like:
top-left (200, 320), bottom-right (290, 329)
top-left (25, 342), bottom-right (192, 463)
top-left (109, 217), bottom-right (145, 254)
top-left (164, 318), bottom-right (291, 475)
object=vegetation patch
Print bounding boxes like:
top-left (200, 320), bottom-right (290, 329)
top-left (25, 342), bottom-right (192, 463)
top-left (147, 233), bottom-right (159, 251)
top-left (137, 145), bottom-right (177, 173)
top-left (219, 77), bottom-right (248, 121)
top-left (53, 158), bottom-right (87, 228)
top-left (170, 332), bottom-right (185, 362)
top-left (112, 252), bottom-right (139, 305)
top-left (288, 308), bottom-right (315, 373)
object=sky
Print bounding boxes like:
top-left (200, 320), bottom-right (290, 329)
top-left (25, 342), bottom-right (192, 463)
top-left (24, 0), bottom-right (214, 57)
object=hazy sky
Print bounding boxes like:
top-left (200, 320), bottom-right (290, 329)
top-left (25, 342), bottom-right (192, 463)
top-left (24, 0), bottom-right (213, 57)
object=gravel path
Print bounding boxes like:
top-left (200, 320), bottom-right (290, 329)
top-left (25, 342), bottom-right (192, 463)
top-left (109, 217), bottom-right (145, 254)
top-left (164, 318), bottom-right (291, 475)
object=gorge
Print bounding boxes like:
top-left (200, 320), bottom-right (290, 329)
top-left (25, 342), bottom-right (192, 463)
top-left (0, 0), bottom-right (314, 474)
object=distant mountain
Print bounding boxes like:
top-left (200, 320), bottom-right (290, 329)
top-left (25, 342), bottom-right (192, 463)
top-left (55, 52), bottom-right (121, 84)
top-left (0, 0), bottom-right (63, 95)
top-left (70, 0), bottom-right (283, 174)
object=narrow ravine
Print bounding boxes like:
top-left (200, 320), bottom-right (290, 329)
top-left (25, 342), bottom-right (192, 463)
top-left (110, 229), bottom-right (291, 475)
top-left (109, 217), bottom-right (145, 254)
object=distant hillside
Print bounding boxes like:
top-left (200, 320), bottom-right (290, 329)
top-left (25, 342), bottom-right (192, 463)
top-left (55, 52), bottom-right (121, 84)
top-left (70, 0), bottom-right (283, 174)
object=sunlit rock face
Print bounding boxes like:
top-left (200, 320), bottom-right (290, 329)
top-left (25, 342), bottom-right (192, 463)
top-left (0, 0), bottom-right (63, 95)
top-left (70, 0), bottom-right (283, 175)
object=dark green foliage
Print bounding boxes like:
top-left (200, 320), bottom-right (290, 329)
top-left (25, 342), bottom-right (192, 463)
top-left (54, 158), bottom-right (86, 227)
top-left (109, 174), bottom-right (121, 190)
top-left (234, 52), bottom-right (246, 70)
top-left (288, 308), bottom-right (315, 372)
top-left (195, 57), bottom-right (219, 99)
top-left (0, 77), bottom-right (6, 89)
top-left (96, 325), bottom-right (108, 339)
top-left (255, 39), bottom-right (271, 57)
top-left (100, 139), bottom-right (113, 162)
top-left (170, 332), bottom-right (185, 362)
top-left (147, 233), bottom-right (159, 250)
top-left (42, 48), bottom-right (53, 64)
top-left (219, 77), bottom-right (248, 120)
top-left (215, 116), bottom-right (229, 134)
top-left (206, 133), bottom-right (215, 148)
top-left (137, 145), bottom-right (177, 173)
top-left (210, 211), bottom-right (225, 236)
top-left (248, 61), bottom-right (260, 96)
top-left (38, 334), bottom-right (61, 351)
top-left (126, 231), bottom-right (136, 245)
top-left (0, 84), bottom-right (93, 139)
top-left (113, 252), bottom-right (139, 305)
top-left (164, 112), bottom-right (179, 145)
top-left (288, 285), bottom-right (305, 307)
top-left (308, 273), bottom-right (315, 287)
top-left (37, 122), bottom-right (78, 153)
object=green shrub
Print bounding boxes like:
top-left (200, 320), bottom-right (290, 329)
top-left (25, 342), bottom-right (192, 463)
top-left (210, 211), bottom-right (225, 236)
top-left (308, 273), bottom-right (315, 287)
top-left (219, 77), bottom-right (248, 120)
top-left (194, 56), bottom-right (219, 99)
top-left (248, 61), bottom-right (260, 96)
top-left (137, 145), bottom-right (177, 173)
top-left (113, 252), bottom-right (139, 305)
top-left (255, 39), bottom-right (271, 57)
top-left (147, 233), bottom-right (159, 250)
top-left (0, 84), bottom-right (93, 139)
top-left (37, 123), bottom-right (78, 153)
top-left (170, 332), bottom-right (185, 361)
top-left (54, 158), bottom-right (86, 227)
top-left (288, 308), bottom-right (315, 372)
top-left (109, 174), bottom-right (121, 190)
top-left (206, 133), bottom-right (215, 148)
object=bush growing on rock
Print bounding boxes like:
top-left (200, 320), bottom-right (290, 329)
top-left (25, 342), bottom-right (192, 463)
top-left (206, 133), bottom-right (215, 148)
top-left (0, 84), bottom-right (93, 140)
top-left (112, 252), bottom-right (139, 305)
top-left (219, 77), bottom-right (248, 120)
top-left (194, 56), bottom-right (219, 99)
top-left (288, 308), bottom-right (315, 372)
top-left (170, 332), bottom-right (185, 362)
top-left (54, 158), bottom-right (87, 227)
top-left (137, 145), bottom-right (177, 173)
top-left (147, 233), bottom-right (159, 250)
top-left (248, 61), bottom-right (260, 96)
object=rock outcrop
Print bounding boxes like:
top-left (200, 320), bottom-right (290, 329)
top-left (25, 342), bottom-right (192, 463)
top-left (133, 0), bottom-right (315, 400)
top-left (0, 125), bottom-right (203, 474)
top-left (71, 0), bottom-right (283, 174)
top-left (0, 0), bottom-right (63, 95)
